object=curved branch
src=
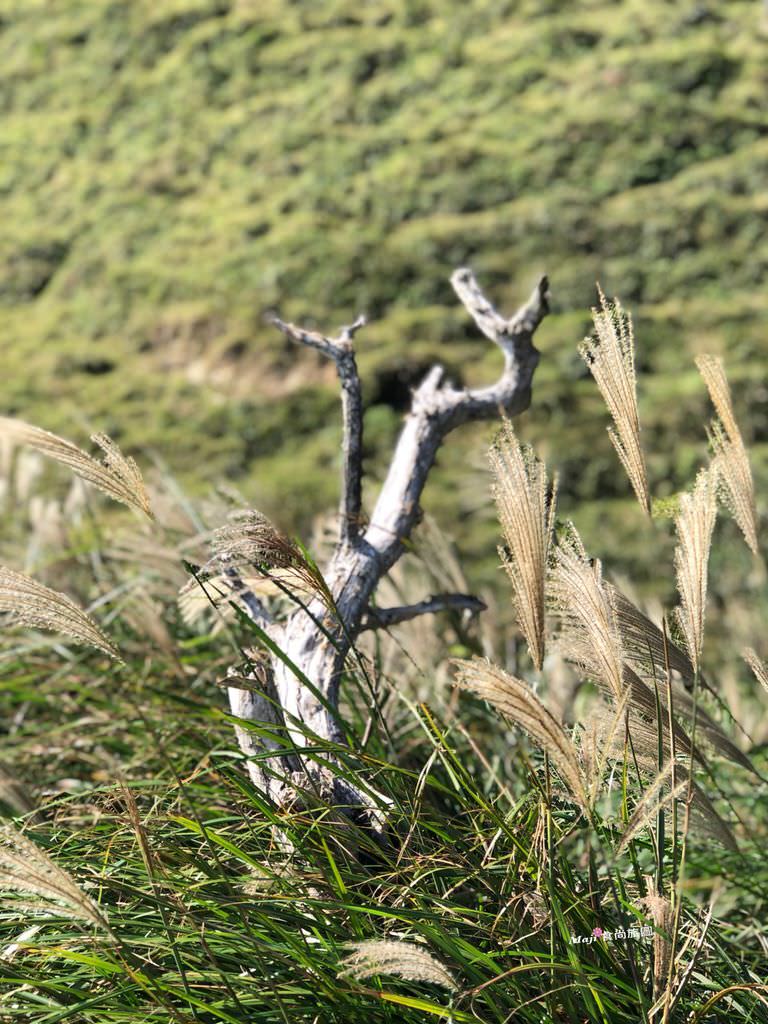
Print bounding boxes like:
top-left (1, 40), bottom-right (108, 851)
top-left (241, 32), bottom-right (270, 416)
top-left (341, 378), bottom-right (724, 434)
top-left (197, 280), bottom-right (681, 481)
top-left (364, 270), bottom-right (550, 569)
top-left (450, 268), bottom-right (549, 366)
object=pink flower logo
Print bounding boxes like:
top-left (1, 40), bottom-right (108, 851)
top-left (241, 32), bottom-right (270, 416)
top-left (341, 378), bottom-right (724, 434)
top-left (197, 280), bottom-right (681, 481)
top-left (592, 927), bottom-right (604, 938)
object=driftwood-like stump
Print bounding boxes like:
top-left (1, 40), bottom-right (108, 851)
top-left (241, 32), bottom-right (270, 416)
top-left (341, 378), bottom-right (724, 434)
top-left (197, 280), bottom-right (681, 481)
top-left (224, 268), bottom-right (549, 830)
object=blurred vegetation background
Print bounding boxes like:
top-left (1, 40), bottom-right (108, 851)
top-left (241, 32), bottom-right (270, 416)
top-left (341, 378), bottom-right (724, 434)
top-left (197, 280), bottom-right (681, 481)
top-left (0, 8), bottom-right (767, 1017)
top-left (1, 0), bottom-right (766, 597)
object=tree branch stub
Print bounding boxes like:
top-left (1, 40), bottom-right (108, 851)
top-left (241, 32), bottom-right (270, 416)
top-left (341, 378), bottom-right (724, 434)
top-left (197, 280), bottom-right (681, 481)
top-left (270, 314), bottom-right (367, 545)
top-left (360, 592), bottom-right (487, 631)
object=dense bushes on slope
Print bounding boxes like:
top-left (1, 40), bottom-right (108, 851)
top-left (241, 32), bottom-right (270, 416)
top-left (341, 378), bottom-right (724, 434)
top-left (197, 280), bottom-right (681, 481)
top-left (1, 0), bottom-right (766, 581)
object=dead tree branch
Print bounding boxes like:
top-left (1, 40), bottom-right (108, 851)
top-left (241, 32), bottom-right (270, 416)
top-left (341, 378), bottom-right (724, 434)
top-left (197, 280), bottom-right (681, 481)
top-left (224, 267), bottom-right (550, 830)
top-left (360, 593), bottom-right (487, 631)
top-left (363, 270), bottom-right (549, 569)
top-left (271, 314), bottom-right (366, 543)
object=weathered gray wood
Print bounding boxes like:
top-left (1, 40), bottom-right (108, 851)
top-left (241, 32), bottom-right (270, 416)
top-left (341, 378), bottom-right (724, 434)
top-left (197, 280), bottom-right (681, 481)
top-left (270, 314), bottom-right (366, 543)
top-left (226, 268), bottom-right (550, 826)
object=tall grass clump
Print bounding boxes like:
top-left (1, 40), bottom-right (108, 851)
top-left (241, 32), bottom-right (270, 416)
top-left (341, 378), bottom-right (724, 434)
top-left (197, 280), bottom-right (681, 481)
top-left (0, 312), bottom-right (765, 1023)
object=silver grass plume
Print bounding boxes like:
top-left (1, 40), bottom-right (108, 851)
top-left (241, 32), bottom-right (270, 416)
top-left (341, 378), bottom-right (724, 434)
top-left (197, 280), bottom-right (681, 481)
top-left (207, 509), bottom-right (327, 599)
top-left (608, 584), bottom-right (696, 687)
top-left (0, 566), bottom-right (119, 660)
top-left (616, 763), bottom-right (686, 856)
top-left (489, 420), bottom-right (557, 671)
top-left (580, 289), bottom-right (650, 514)
top-left (670, 765), bottom-right (736, 851)
top-left (590, 706), bottom-right (734, 850)
top-left (549, 533), bottom-right (709, 773)
top-left (743, 648), bottom-right (768, 695)
top-left (453, 657), bottom-right (589, 812)
top-left (548, 527), bottom-right (625, 700)
top-left (617, 668), bottom-right (705, 771)
top-left (0, 418), bottom-right (151, 517)
top-left (338, 939), bottom-right (457, 991)
top-left (580, 687), bottom-right (631, 807)
top-left (611, 584), bottom-right (756, 776)
top-left (673, 468), bottom-right (718, 673)
top-left (0, 825), bottom-right (112, 932)
top-left (646, 674), bottom-right (752, 777)
top-left (589, 704), bottom-right (735, 848)
top-left (696, 355), bottom-right (758, 556)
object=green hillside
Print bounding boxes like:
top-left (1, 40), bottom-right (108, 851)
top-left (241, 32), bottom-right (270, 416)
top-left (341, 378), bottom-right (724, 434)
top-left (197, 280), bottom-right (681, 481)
top-left (1, 0), bottom-right (767, 582)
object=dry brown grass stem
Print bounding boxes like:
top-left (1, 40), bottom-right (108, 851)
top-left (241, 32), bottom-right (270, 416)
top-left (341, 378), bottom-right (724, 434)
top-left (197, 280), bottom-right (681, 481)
top-left (453, 657), bottom-right (589, 812)
top-left (696, 355), bottom-right (758, 555)
top-left (0, 566), bottom-right (119, 659)
top-left (548, 528), bottom-right (625, 700)
top-left (489, 420), bottom-right (557, 671)
top-left (0, 418), bottom-right (151, 517)
top-left (337, 939), bottom-right (457, 991)
top-left (638, 881), bottom-right (674, 1006)
top-left (673, 468), bottom-right (718, 673)
top-left (120, 784), bottom-right (159, 881)
top-left (0, 825), bottom-right (112, 931)
top-left (580, 289), bottom-right (650, 514)
top-left (664, 898), bottom-right (717, 1018)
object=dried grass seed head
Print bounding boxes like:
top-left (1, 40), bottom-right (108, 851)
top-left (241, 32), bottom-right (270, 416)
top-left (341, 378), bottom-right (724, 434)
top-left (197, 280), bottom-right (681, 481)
top-left (696, 354), bottom-right (742, 447)
top-left (0, 825), bottom-right (111, 931)
top-left (489, 419), bottom-right (557, 671)
top-left (638, 880), bottom-right (674, 1002)
top-left (609, 584), bottom-right (695, 688)
top-left (0, 566), bottom-right (119, 660)
top-left (610, 585), bottom-right (755, 775)
top-left (579, 289), bottom-right (650, 514)
top-left (673, 467), bottom-right (718, 673)
top-left (616, 764), bottom-right (686, 856)
top-left (695, 354), bottom-right (758, 555)
top-left (743, 648), bottom-right (768, 695)
top-left (548, 527), bottom-right (625, 700)
top-left (578, 687), bottom-right (631, 806)
top-left (453, 656), bottom-right (589, 812)
top-left (338, 939), bottom-right (457, 991)
top-left (208, 510), bottom-right (323, 596)
top-left (0, 418), bottom-right (151, 517)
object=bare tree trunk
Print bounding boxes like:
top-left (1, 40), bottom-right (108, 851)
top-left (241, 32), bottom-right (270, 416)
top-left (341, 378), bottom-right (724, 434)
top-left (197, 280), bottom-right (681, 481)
top-left (223, 267), bottom-right (550, 827)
